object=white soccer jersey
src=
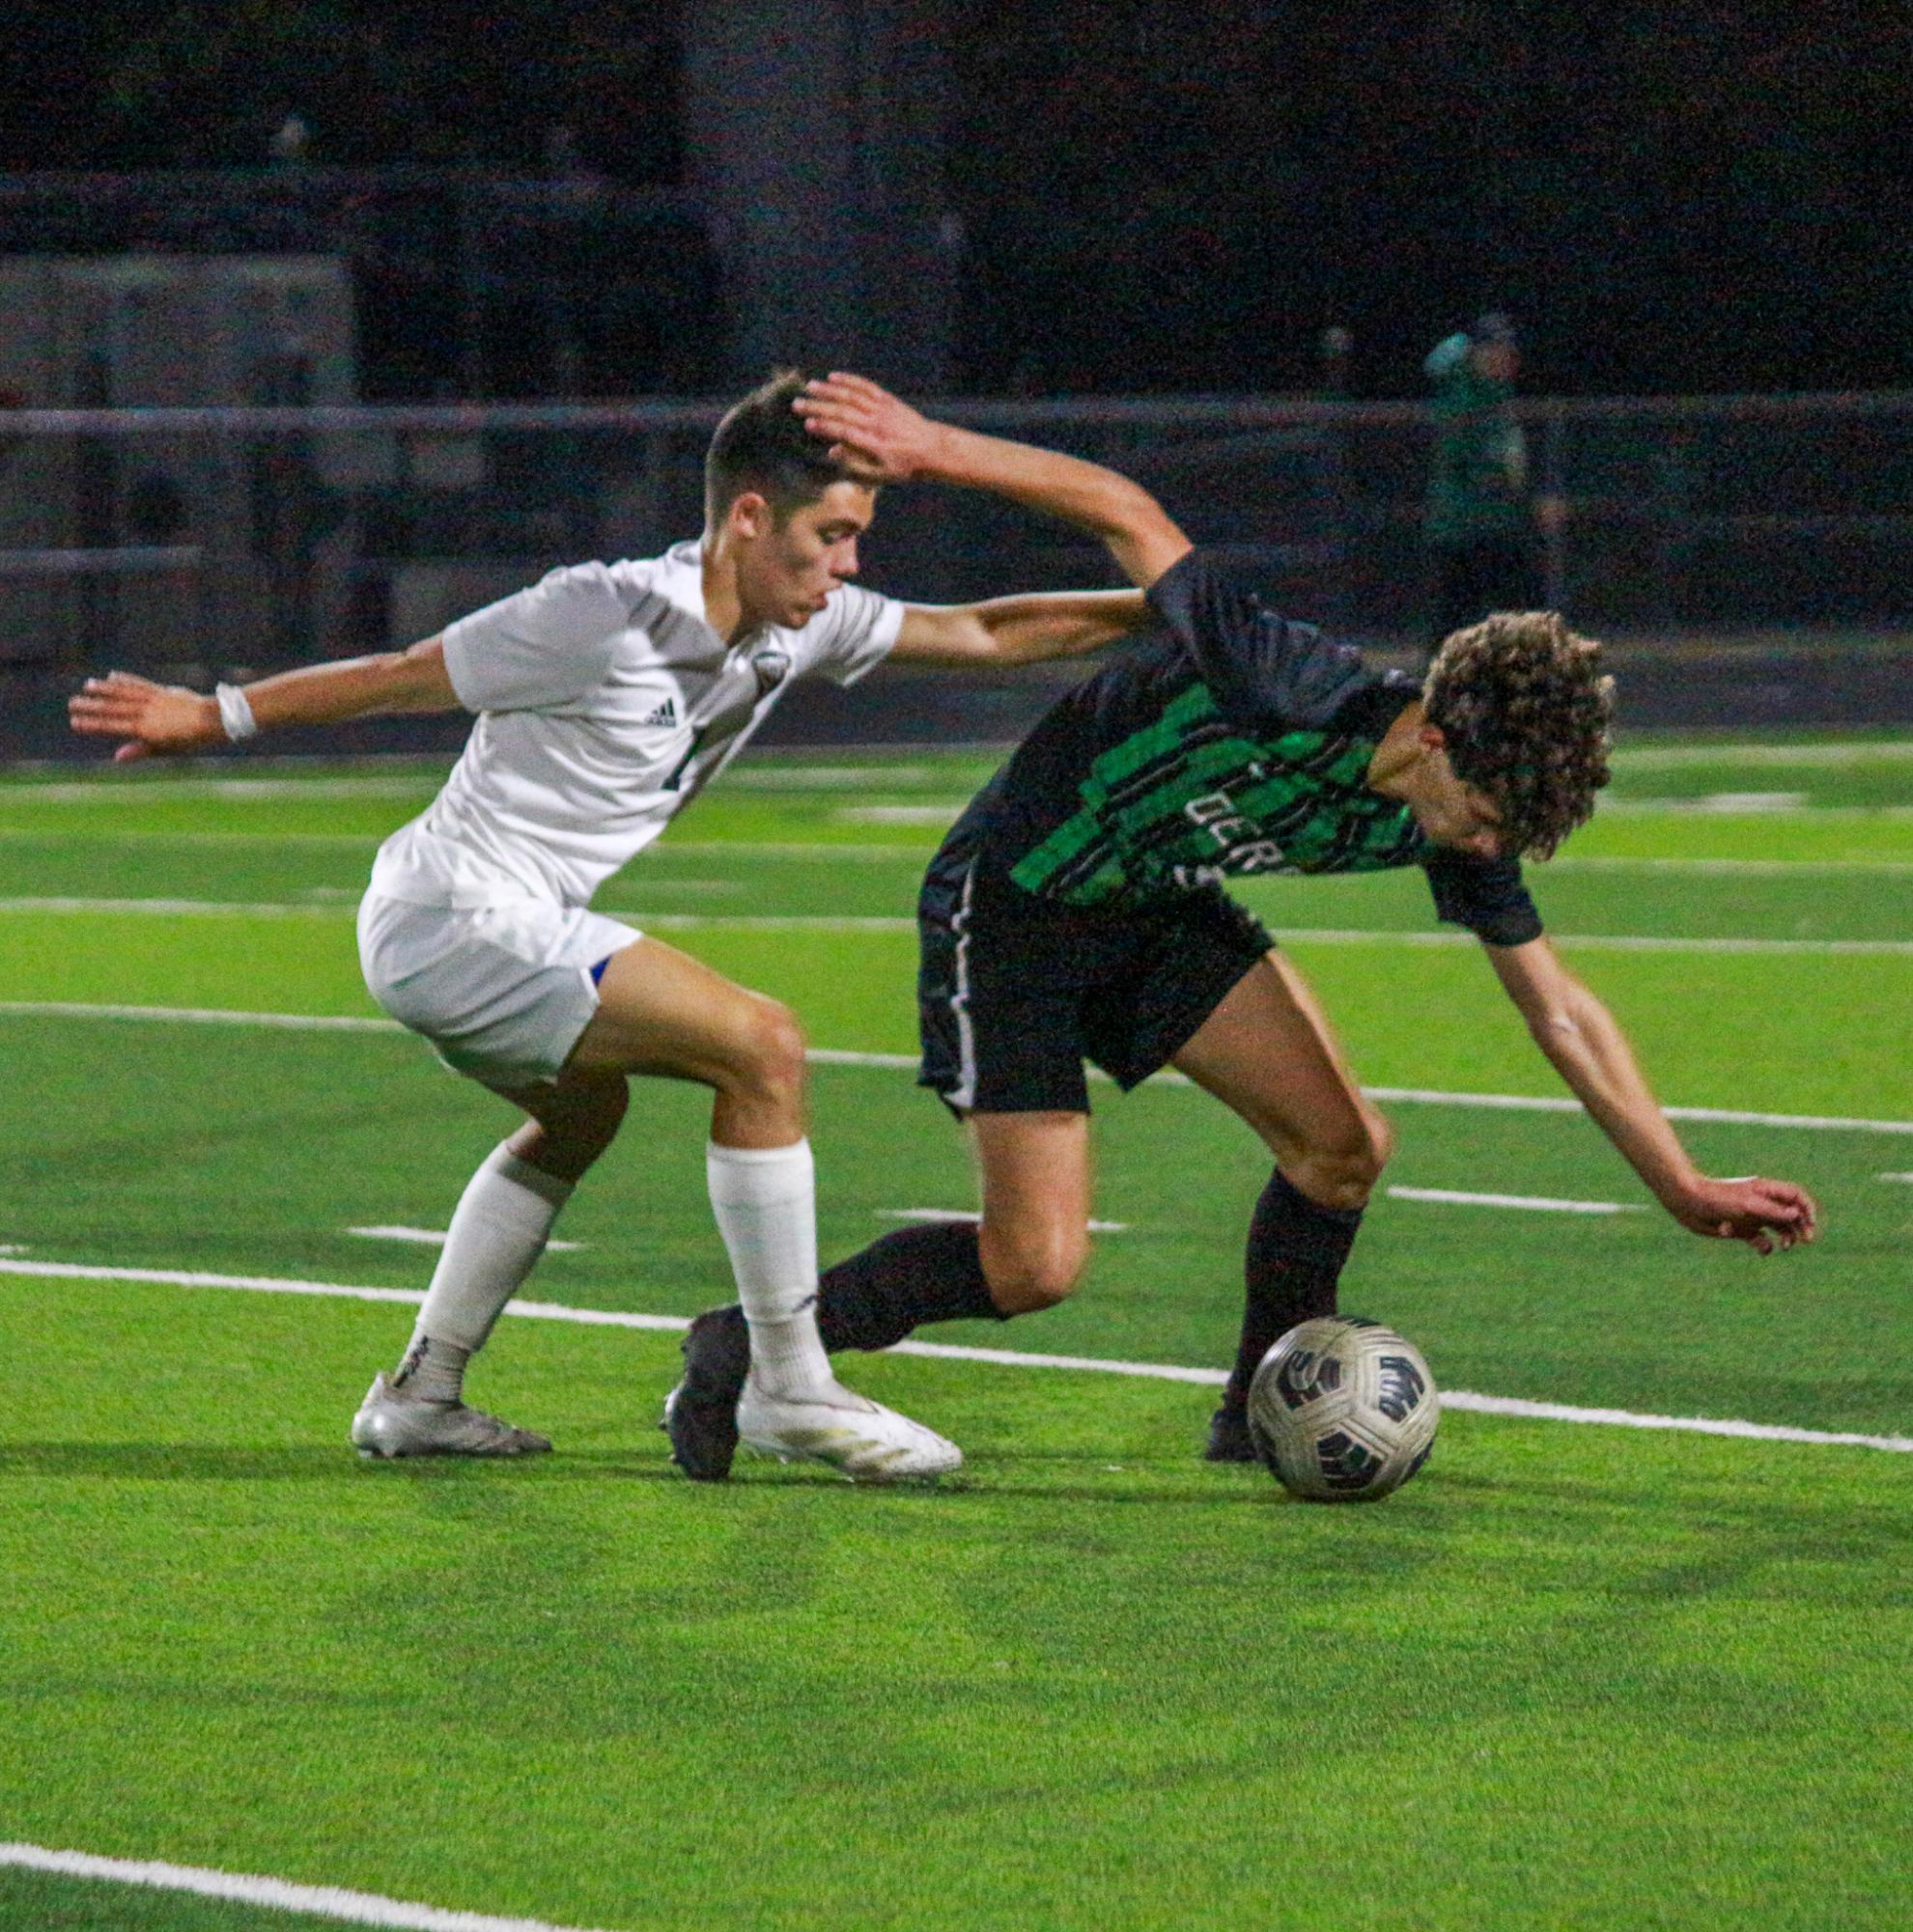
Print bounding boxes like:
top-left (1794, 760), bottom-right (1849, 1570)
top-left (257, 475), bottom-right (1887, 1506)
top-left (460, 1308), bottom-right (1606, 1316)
top-left (369, 541), bottom-right (903, 910)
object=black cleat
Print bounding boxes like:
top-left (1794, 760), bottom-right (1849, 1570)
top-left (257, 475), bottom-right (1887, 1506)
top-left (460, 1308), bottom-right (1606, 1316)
top-left (661, 1305), bottom-right (751, 1480)
top-left (1203, 1403), bottom-right (1258, 1465)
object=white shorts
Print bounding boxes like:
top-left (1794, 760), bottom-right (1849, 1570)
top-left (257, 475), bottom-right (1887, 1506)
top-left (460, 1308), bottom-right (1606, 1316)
top-left (357, 890), bottom-right (642, 1089)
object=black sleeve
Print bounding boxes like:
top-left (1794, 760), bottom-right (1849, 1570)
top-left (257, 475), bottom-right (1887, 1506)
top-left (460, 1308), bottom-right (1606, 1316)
top-left (1146, 547), bottom-right (1376, 737)
top-left (1422, 850), bottom-right (1544, 947)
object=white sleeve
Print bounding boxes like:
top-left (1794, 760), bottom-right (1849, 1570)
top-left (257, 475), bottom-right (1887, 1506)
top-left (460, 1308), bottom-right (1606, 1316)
top-left (439, 562), bottom-right (629, 713)
top-left (804, 584), bottom-right (906, 687)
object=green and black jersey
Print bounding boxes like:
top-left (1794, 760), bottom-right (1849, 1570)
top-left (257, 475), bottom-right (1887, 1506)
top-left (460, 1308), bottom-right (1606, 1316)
top-left (928, 546), bottom-right (1542, 945)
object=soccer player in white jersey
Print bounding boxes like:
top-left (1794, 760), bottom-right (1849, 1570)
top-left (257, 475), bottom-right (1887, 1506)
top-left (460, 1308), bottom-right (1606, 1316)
top-left (70, 372), bottom-right (1150, 1480)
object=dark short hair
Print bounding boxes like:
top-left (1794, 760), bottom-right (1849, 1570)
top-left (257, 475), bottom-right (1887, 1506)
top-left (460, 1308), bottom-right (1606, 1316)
top-left (1424, 611), bottom-right (1615, 859)
top-left (705, 370), bottom-right (855, 521)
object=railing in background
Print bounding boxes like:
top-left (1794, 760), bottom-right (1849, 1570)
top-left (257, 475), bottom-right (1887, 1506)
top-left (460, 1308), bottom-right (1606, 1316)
top-left (4, 393), bottom-right (1911, 746)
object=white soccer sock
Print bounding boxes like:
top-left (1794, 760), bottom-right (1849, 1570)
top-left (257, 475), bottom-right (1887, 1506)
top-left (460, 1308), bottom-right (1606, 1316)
top-left (705, 1138), bottom-right (834, 1399)
top-left (393, 1143), bottom-right (574, 1400)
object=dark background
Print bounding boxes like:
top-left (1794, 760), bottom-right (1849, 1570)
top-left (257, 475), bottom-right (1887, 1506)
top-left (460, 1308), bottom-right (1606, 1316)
top-left (6, 0), bottom-right (1907, 400)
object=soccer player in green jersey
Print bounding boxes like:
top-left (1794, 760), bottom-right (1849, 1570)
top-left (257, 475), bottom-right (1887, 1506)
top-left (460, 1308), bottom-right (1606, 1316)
top-left (663, 375), bottom-right (1817, 1477)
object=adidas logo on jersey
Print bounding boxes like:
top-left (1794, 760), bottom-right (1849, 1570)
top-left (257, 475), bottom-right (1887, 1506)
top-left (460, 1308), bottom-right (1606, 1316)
top-left (640, 697), bottom-right (679, 728)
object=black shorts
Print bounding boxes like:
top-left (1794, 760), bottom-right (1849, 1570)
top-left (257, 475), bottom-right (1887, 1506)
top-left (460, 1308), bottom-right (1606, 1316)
top-left (916, 852), bottom-right (1274, 1114)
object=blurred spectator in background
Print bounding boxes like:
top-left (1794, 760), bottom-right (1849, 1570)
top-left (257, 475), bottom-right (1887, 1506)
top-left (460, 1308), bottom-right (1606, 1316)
top-left (1423, 313), bottom-right (1564, 652)
top-left (1317, 322), bottom-right (1353, 398)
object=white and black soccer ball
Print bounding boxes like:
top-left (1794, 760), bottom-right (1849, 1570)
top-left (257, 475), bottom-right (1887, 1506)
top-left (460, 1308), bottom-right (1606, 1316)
top-left (1247, 1316), bottom-right (1439, 1502)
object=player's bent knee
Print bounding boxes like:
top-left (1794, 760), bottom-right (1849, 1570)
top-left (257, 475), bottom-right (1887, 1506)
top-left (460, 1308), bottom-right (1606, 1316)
top-left (1291, 1113), bottom-right (1392, 1212)
top-left (712, 995), bottom-right (809, 1108)
top-left (745, 997), bottom-right (808, 1086)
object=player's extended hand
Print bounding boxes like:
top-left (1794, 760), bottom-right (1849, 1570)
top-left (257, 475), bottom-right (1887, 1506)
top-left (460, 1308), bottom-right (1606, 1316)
top-left (68, 671), bottom-right (222, 763)
top-left (793, 373), bottom-right (942, 485)
top-left (1667, 1175), bottom-right (1819, 1254)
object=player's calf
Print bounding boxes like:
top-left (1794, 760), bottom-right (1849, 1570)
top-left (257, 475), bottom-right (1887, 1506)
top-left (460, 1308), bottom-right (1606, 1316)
top-left (1206, 1166), bottom-right (1367, 1465)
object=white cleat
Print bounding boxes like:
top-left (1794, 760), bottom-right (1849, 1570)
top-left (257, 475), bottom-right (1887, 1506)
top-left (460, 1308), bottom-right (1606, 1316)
top-left (350, 1373), bottom-right (552, 1459)
top-left (735, 1374), bottom-right (962, 1483)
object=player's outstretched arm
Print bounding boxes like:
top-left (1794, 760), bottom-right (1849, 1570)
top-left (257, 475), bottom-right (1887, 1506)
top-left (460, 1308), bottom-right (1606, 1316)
top-left (795, 373), bottom-right (1192, 589)
top-left (1486, 937), bottom-right (1818, 1253)
top-left (69, 641), bottom-right (458, 763)
top-left (888, 588), bottom-right (1151, 668)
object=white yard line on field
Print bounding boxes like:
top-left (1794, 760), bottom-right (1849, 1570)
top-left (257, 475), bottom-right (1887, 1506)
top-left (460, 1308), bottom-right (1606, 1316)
top-left (835, 804), bottom-right (970, 825)
top-left (1611, 740), bottom-right (1913, 770)
top-left (720, 765), bottom-right (937, 789)
top-left (1598, 800), bottom-right (1913, 821)
top-left (876, 1208), bottom-right (1130, 1233)
top-left (4, 1255), bottom-right (1911, 1455)
top-left (4, 1002), bottom-right (1911, 1135)
top-left (0, 999), bottom-right (403, 1030)
top-left (5, 895), bottom-right (1913, 957)
top-left (347, 1225), bottom-right (584, 1252)
top-left (0, 895), bottom-right (349, 918)
top-left (1544, 855), bottom-right (1913, 876)
top-left (7, 826), bottom-right (1913, 872)
top-left (657, 839), bottom-right (929, 860)
top-left (0, 777), bottom-right (435, 802)
top-left (0, 1842), bottom-right (618, 1932)
top-left (1385, 1187), bottom-right (1642, 1215)
top-left (1266, 927), bottom-right (1913, 959)
top-left (1609, 792), bottom-right (1807, 812)
top-left (0, 827), bottom-right (383, 846)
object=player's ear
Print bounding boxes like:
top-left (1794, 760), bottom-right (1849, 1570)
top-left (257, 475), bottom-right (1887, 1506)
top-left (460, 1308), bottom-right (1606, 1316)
top-left (728, 490), bottom-right (773, 541)
top-left (1418, 721), bottom-right (1449, 757)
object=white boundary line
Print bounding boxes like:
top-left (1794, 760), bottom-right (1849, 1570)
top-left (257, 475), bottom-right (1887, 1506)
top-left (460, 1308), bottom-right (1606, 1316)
top-left (0, 777), bottom-right (436, 803)
top-left (0, 1842), bottom-right (617, 1932)
top-left (347, 1225), bottom-right (585, 1253)
top-left (7, 826), bottom-right (1913, 873)
top-left (1384, 1187), bottom-right (1641, 1215)
top-left (1545, 854), bottom-right (1913, 875)
top-left (4, 1255), bottom-right (1911, 1456)
top-left (875, 1208), bottom-right (1130, 1233)
top-left (8, 895), bottom-right (1913, 958)
top-left (0, 1000), bottom-right (404, 1031)
top-left (4, 1002), bottom-right (1911, 1135)
top-left (1610, 740), bottom-right (1913, 769)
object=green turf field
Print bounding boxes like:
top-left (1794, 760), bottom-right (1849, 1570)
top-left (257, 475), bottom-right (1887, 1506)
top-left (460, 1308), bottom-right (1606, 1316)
top-left (3, 740), bottom-right (1912, 1931)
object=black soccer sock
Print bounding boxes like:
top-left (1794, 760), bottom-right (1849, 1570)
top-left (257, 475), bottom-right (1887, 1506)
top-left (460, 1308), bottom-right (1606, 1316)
top-left (1222, 1169), bottom-right (1364, 1414)
top-left (816, 1221), bottom-right (1005, 1353)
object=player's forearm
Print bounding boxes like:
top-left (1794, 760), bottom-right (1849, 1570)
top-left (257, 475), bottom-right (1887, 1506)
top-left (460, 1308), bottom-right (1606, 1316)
top-left (234, 644), bottom-right (456, 731)
top-left (1526, 983), bottom-right (1702, 1208)
top-left (972, 589), bottom-right (1151, 664)
top-left (918, 423), bottom-right (1141, 530)
top-left (917, 424), bottom-right (1177, 584)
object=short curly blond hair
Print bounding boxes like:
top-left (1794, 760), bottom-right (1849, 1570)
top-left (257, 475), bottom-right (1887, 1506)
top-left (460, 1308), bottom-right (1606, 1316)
top-left (1423, 612), bottom-right (1615, 859)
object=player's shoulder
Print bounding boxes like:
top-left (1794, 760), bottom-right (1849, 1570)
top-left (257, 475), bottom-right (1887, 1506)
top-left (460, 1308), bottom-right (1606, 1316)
top-left (584, 543), bottom-right (714, 644)
top-left (521, 557), bottom-right (640, 628)
top-left (596, 542), bottom-right (697, 609)
top-left (1148, 546), bottom-right (1321, 633)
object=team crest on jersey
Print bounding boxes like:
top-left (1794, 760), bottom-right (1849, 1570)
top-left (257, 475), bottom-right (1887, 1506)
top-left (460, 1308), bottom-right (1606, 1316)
top-left (750, 646), bottom-right (793, 697)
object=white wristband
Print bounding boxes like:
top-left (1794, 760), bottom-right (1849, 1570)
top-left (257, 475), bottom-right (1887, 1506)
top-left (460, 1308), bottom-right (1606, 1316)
top-left (214, 683), bottom-right (259, 742)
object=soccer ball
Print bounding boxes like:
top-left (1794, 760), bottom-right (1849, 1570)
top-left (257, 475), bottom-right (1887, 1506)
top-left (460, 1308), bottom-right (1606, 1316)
top-left (1247, 1316), bottom-right (1439, 1502)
